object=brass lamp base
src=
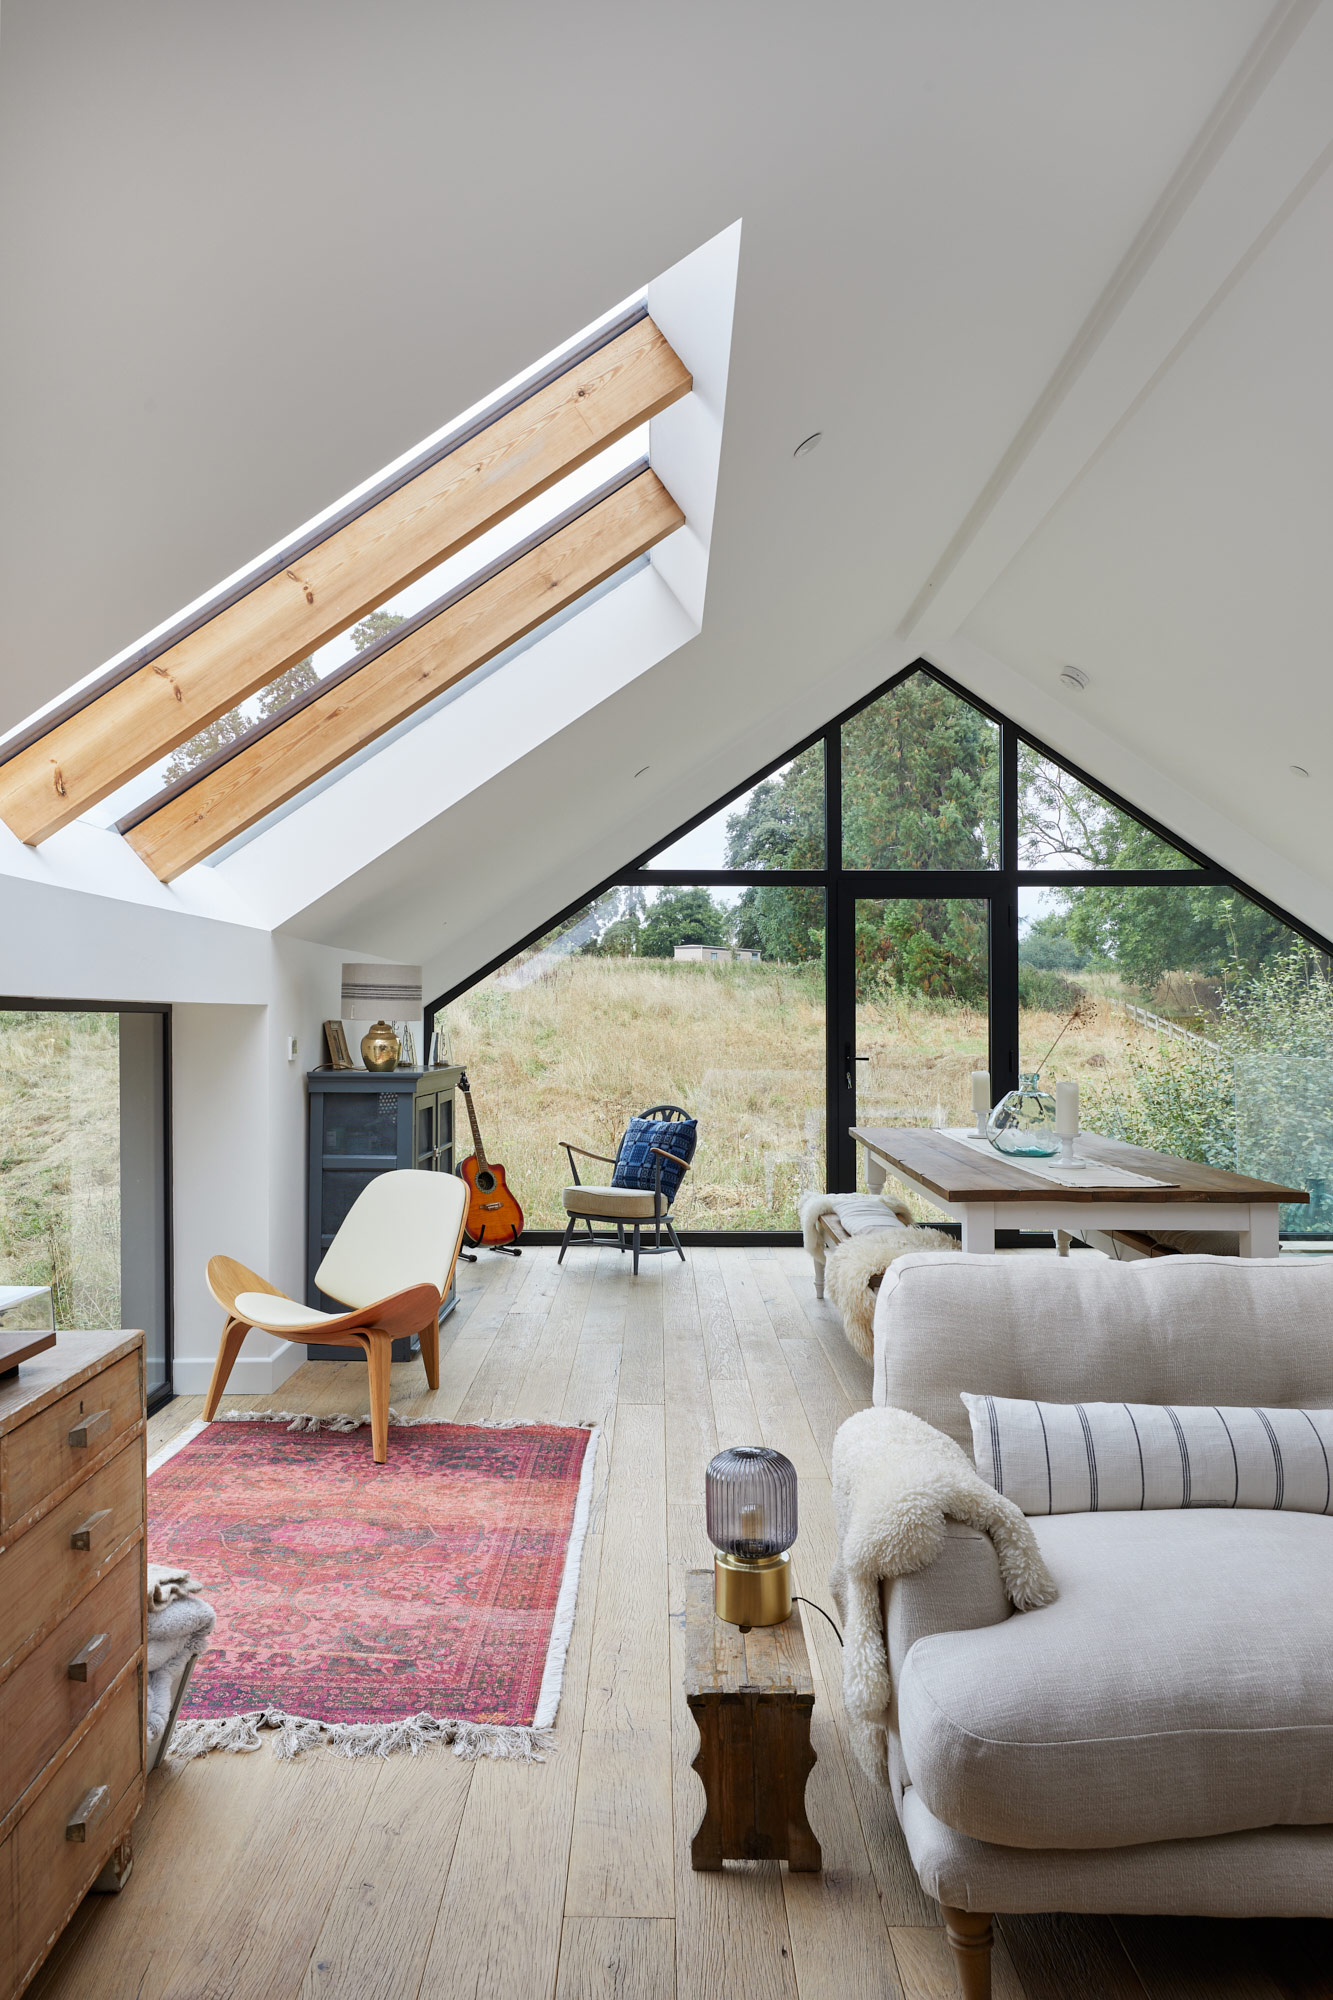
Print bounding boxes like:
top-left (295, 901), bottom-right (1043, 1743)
top-left (713, 1551), bottom-right (792, 1629)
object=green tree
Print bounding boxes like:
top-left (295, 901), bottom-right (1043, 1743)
top-left (162, 656), bottom-right (318, 784)
top-left (1016, 747), bottom-right (1287, 988)
top-left (1019, 911), bottom-right (1087, 971)
top-left (639, 888), bottom-right (730, 958)
top-left (842, 675), bottom-right (999, 869)
top-left (349, 610), bottom-right (407, 652)
top-left (724, 748), bottom-right (825, 964)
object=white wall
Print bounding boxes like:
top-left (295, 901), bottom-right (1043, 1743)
top-left (169, 935), bottom-right (346, 1395)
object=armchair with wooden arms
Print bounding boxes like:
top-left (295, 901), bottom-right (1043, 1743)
top-left (558, 1103), bottom-right (695, 1275)
top-left (201, 1168), bottom-right (468, 1463)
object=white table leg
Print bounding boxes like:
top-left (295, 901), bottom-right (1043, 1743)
top-left (961, 1204), bottom-right (996, 1254)
top-left (1239, 1205), bottom-right (1280, 1258)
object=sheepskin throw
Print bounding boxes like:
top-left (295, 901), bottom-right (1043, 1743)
top-left (825, 1228), bottom-right (958, 1358)
top-left (798, 1190), bottom-right (912, 1255)
top-left (829, 1406), bottom-right (1058, 1784)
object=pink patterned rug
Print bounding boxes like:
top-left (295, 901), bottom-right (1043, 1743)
top-left (147, 1415), bottom-right (598, 1759)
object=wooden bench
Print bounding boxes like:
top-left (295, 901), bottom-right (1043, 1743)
top-left (683, 1570), bottom-right (821, 1872)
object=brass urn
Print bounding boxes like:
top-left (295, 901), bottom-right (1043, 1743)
top-left (360, 1020), bottom-right (401, 1072)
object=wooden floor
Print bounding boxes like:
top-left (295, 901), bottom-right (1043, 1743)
top-left (30, 1246), bottom-right (1333, 2000)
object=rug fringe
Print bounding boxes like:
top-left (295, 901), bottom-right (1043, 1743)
top-left (211, 1410), bottom-right (569, 1432)
top-left (167, 1708), bottom-right (557, 1763)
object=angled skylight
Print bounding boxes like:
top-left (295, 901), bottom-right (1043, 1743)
top-left (0, 292), bottom-right (693, 876)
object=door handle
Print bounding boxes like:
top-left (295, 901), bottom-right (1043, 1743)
top-left (844, 1045), bottom-right (871, 1090)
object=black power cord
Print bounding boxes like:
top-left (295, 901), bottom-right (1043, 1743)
top-left (792, 1595), bottom-right (843, 1645)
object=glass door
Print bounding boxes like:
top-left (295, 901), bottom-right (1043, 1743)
top-left (848, 896), bottom-right (989, 1214)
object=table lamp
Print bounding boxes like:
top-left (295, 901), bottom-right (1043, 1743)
top-left (706, 1445), bottom-right (797, 1629)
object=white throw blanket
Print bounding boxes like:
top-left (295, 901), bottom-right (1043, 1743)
top-left (145, 1564), bottom-right (216, 1745)
top-left (829, 1406), bottom-right (1058, 1784)
top-left (798, 1190), bottom-right (912, 1255)
top-left (825, 1228), bottom-right (958, 1357)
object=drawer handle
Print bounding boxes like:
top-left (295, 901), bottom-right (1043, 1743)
top-left (68, 1409), bottom-right (111, 1449)
top-left (67, 1632), bottom-right (109, 1682)
top-left (70, 1508), bottom-right (113, 1551)
top-left (66, 1785), bottom-right (110, 1842)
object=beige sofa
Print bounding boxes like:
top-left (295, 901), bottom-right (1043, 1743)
top-left (873, 1251), bottom-right (1333, 1998)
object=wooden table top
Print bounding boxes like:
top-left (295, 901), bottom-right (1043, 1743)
top-left (683, 1570), bottom-right (813, 1700)
top-left (850, 1126), bottom-right (1308, 1206)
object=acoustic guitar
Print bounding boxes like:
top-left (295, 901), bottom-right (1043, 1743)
top-left (457, 1071), bottom-right (524, 1250)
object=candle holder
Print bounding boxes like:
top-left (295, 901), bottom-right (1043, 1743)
top-left (706, 1446), bottom-right (797, 1629)
top-left (1057, 1133), bottom-right (1086, 1168)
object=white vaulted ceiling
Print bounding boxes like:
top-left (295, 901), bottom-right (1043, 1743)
top-left (4, 0), bottom-right (1333, 985)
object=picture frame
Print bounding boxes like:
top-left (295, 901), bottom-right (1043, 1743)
top-left (323, 1019), bottom-right (353, 1069)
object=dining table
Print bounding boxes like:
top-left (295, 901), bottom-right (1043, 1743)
top-left (850, 1124), bottom-right (1307, 1256)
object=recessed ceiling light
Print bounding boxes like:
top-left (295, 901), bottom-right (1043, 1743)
top-left (633, 765), bottom-right (650, 779)
top-left (793, 432), bottom-right (823, 458)
top-left (1290, 764), bottom-right (1310, 778)
top-left (1060, 665), bottom-right (1089, 691)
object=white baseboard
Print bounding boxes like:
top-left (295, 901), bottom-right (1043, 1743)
top-left (171, 1338), bottom-right (307, 1397)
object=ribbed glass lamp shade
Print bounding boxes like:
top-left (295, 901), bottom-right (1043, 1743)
top-left (705, 1446), bottom-right (797, 1559)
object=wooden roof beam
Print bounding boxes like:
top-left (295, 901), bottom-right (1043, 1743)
top-left (122, 466), bottom-right (684, 880)
top-left (0, 317), bottom-right (690, 845)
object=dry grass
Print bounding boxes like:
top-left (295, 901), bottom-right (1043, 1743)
top-left (444, 958), bottom-right (1155, 1230)
top-left (0, 1011), bottom-right (121, 1325)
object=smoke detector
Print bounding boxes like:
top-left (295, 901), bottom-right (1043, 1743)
top-left (1060, 665), bottom-right (1089, 692)
top-left (793, 432), bottom-right (823, 458)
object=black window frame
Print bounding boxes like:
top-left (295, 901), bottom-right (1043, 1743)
top-left (427, 659), bottom-right (1333, 1224)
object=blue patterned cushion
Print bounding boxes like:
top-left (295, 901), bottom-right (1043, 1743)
top-left (612, 1116), bottom-right (697, 1203)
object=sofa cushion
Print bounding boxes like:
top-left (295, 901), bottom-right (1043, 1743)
top-left (874, 1253), bottom-right (1333, 1451)
top-left (563, 1184), bottom-right (661, 1220)
top-left (896, 1508), bottom-right (1333, 1849)
top-left (611, 1116), bottom-right (696, 1200)
top-left (960, 1394), bottom-right (1333, 1516)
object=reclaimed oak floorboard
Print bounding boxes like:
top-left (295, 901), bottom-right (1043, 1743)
top-left (30, 1246), bottom-right (1333, 2000)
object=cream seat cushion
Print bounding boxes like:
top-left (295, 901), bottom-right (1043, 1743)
top-left (896, 1508), bottom-right (1333, 1851)
top-left (563, 1184), bottom-right (661, 1220)
top-left (233, 1291), bottom-right (350, 1331)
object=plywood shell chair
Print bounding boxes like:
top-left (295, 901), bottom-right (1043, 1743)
top-left (202, 1169), bottom-right (468, 1463)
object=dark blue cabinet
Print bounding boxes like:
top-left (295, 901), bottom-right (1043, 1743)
top-left (306, 1066), bottom-right (463, 1359)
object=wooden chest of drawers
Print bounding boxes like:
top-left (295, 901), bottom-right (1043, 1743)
top-left (0, 1332), bottom-right (146, 2000)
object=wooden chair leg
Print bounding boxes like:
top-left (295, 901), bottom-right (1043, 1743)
top-left (632, 1223), bottom-right (641, 1276)
top-left (419, 1311), bottom-right (439, 1392)
top-left (202, 1317), bottom-right (250, 1420)
top-left (365, 1337), bottom-right (393, 1464)
top-left (941, 1907), bottom-right (993, 2000)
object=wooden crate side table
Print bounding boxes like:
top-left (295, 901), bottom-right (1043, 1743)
top-left (684, 1569), bottom-right (821, 1872)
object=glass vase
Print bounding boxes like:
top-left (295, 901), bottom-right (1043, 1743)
top-left (987, 1072), bottom-right (1060, 1157)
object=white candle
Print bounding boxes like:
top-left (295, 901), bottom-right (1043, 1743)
top-left (971, 1071), bottom-right (990, 1114)
top-left (1055, 1080), bottom-right (1079, 1138)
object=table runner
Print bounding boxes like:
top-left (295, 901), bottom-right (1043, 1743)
top-left (940, 1129), bottom-right (1176, 1189)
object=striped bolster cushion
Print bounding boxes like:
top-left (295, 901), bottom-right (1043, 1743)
top-left (961, 1394), bottom-right (1333, 1516)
